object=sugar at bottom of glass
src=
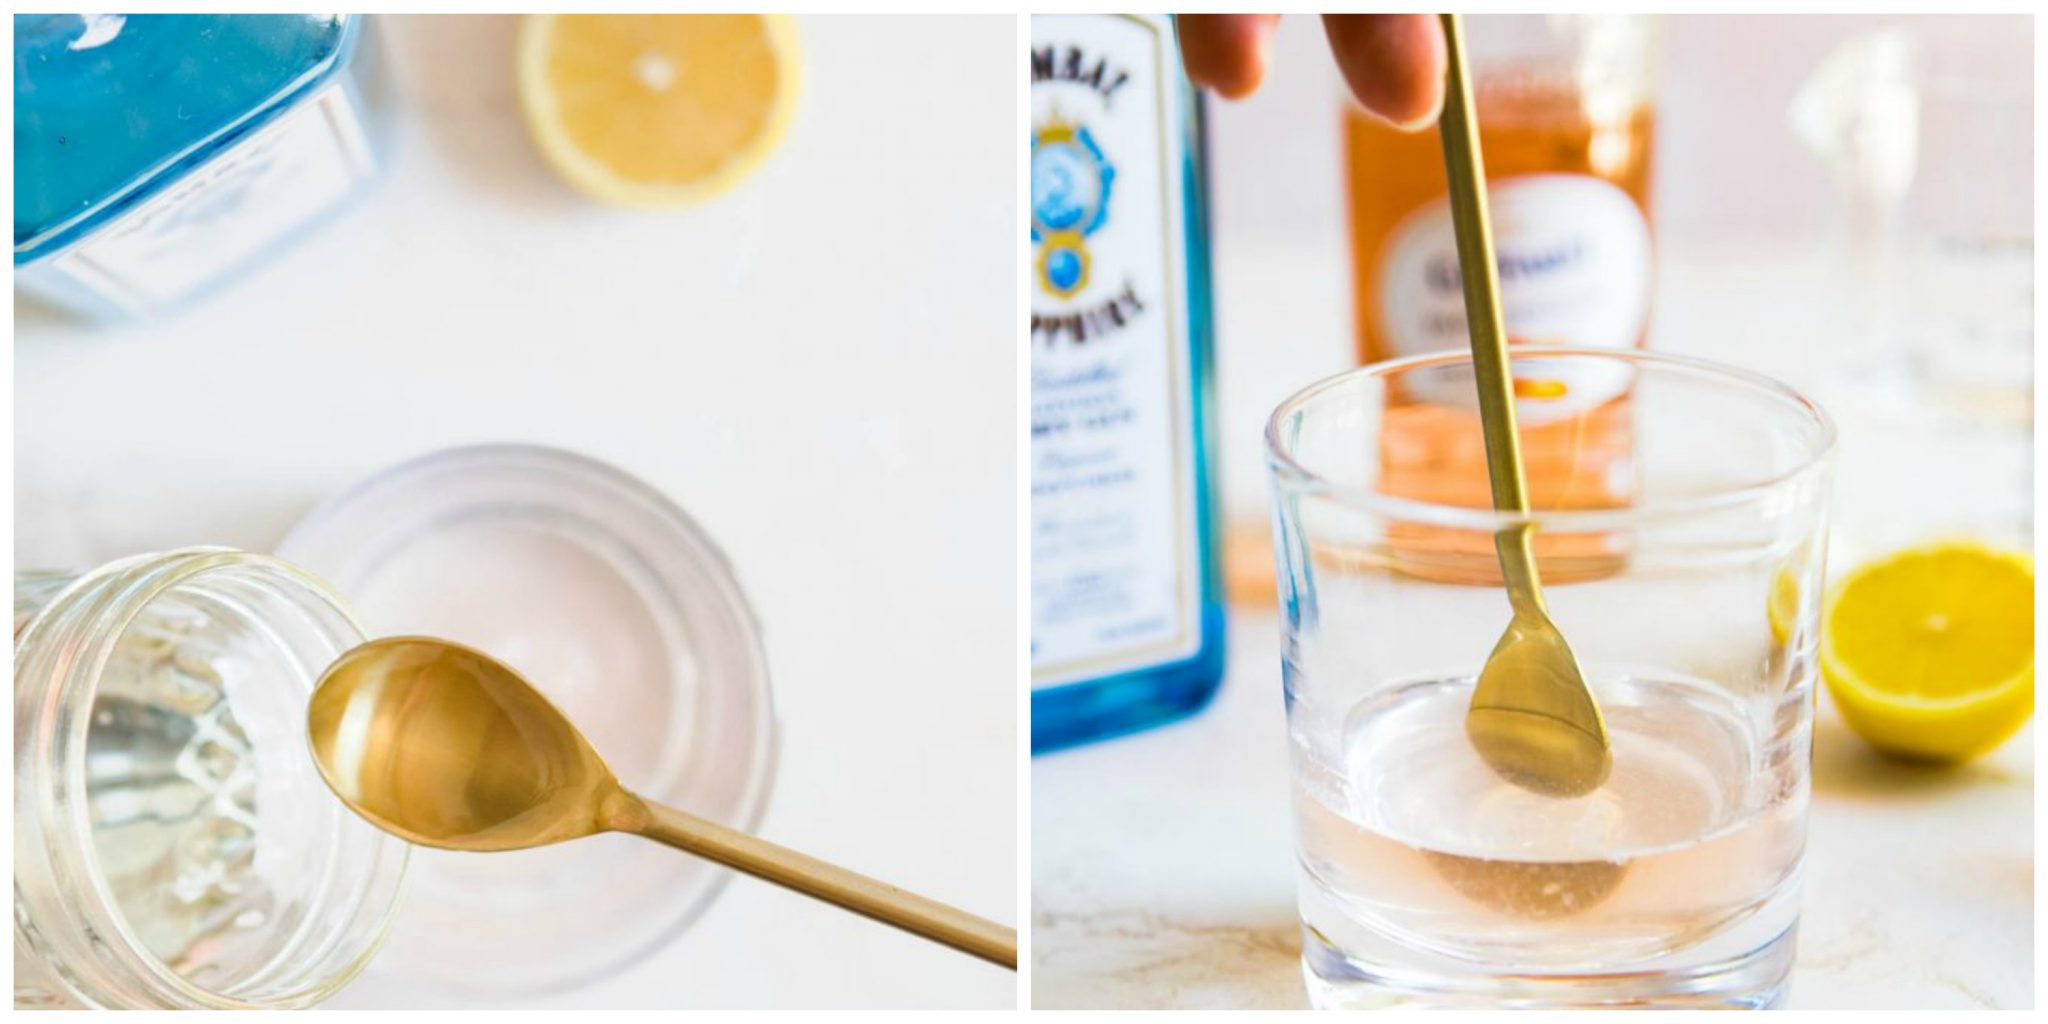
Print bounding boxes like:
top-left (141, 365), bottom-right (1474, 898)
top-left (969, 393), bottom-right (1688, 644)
top-left (1293, 672), bottom-right (1806, 972)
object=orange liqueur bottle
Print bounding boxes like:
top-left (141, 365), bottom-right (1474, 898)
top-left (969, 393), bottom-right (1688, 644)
top-left (1346, 16), bottom-right (1658, 581)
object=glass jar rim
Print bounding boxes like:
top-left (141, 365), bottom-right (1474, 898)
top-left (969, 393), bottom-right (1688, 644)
top-left (1263, 346), bottom-right (1838, 531)
top-left (15, 548), bottom-right (408, 1009)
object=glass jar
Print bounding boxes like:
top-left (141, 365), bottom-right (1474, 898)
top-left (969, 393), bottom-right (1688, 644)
top-left (14, 548), bottom-right (408, 1009)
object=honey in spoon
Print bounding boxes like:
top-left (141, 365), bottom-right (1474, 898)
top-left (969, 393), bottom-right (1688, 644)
top-left (308, 636), bottom-right (623, 850)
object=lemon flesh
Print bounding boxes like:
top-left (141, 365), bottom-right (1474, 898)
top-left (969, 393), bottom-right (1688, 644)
top-left (518, 14), bottom-right (799, 205)
top-left (1821, 541), bottom-right (2033, 762)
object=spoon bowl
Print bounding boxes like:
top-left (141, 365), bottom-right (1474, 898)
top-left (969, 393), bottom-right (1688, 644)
top-left (308, 637), bottom-right (624, 851)
top-left (1467, 611), bottom-right (1611, 798)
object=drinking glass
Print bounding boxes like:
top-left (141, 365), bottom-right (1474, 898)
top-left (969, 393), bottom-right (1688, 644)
top-left (1791, 19), bottom-right (2032, 424)
top-left (1265, 348), bottom-right (1835, 1008)
top-left (1791, 20), bottom-right (2032, 556)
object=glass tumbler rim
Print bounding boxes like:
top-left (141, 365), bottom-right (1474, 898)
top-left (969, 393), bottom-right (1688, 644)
top-left (1263, 345), bottom-right (1838, 530)
top-left (275, 441), bottom-right (780, 994)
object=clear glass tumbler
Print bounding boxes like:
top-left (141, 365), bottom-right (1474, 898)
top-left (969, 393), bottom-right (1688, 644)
top-left (1265, 348), bottom-right (1835, 1009)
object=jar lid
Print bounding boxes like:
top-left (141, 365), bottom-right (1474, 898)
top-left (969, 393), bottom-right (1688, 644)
top-left (277, 444), bottom-right (777, 996)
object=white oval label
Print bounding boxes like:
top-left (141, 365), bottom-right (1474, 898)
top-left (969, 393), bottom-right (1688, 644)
top-left (1376, 173), bottom-right (1652, 420)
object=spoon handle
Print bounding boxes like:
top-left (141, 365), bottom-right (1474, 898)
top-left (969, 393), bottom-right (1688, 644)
top-left (619, 795), bottom-right (1018, 969)
top-left (1436, 12), bottom-right (1546, 614)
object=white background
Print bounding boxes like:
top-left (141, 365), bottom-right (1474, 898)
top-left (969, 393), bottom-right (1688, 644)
top-left (16, 14), bottom-right (1017, 1009)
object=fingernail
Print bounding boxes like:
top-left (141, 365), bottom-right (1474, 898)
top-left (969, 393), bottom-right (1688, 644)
top-left (1383, 90), bottom-right (1445, 133)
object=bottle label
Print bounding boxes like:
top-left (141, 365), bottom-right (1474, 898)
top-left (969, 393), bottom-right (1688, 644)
top-left (50, 81), bottom-right (375, 313)
top-left (1376, 173), bottom-right (1652, 420)
top-left (1029, 14), bottom-right (1201, 689)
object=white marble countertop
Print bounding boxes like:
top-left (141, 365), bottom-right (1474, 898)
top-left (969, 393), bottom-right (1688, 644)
top-left (16, 14), bottom-right (1017, 1010)
top-left (1032, 613), bottom-right (2033, 1010)
top-left (1040, 606), bottom-right (2031, 1007)
top-left (1029, 232), bottom-right (2034, 1010)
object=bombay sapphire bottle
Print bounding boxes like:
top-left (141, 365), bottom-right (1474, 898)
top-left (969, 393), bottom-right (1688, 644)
top-left (1030, 14), bottom-right (1225, 752)
top-left (14, 14), bottom-right (382, 317)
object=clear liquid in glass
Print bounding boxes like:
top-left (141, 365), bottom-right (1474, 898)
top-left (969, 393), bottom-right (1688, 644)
top-left (1292, 672), bottom-right (1805, 984)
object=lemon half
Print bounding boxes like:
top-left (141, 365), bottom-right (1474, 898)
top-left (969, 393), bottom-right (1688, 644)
top-left (1821, 540), bottom-right (2034, 762)
top-left (518, 14), bottom-right (800, 205)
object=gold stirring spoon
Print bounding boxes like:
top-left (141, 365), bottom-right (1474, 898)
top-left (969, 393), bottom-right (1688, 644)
top-left (1437, 13), bottom-right (1611, 799)
top-left (306, 636), bottom-right (1018, 970)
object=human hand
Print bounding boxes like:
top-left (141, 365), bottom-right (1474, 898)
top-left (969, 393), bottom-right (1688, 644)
top-left (1176, 14), bottom-right (1447, 129)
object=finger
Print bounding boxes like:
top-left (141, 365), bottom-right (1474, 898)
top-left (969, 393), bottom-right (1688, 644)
top-left (1322, 14), bottom-right (1447, 130)
top-left (1176, 14), bottom-right (1284, 99)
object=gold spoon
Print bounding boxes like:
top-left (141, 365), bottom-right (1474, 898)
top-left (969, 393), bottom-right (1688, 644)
top-left (306, 636), bottom-right (1017, 969)
top-left (1436, 13), bottom-right (1611, 798)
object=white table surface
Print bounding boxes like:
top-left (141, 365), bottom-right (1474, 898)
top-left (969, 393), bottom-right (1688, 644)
top-left (15, 14), bottom-right (1018, 1010)
top-left (1029, 234), bottom-right (2034, 1010)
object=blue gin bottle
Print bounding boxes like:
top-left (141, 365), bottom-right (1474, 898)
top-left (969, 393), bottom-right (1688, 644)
top-left (1030, 14), bottom-right (1225, 752)
top-left (14, 14), bottom-right (381, 317)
